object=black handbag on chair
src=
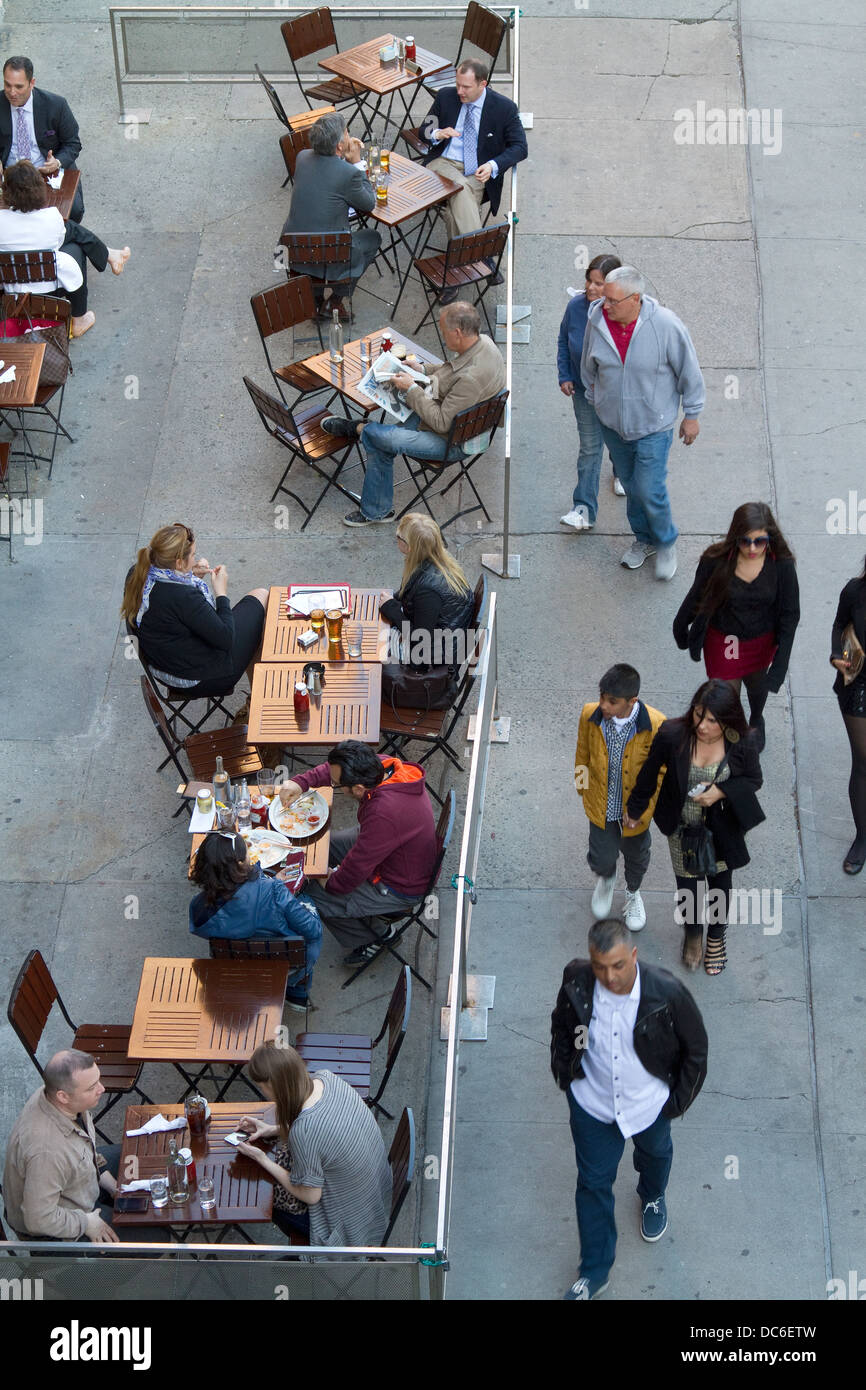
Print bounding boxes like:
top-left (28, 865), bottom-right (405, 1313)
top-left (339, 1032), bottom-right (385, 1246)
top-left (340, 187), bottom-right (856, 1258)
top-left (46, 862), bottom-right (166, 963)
top-left (381, 662), bottom-right (456, 725)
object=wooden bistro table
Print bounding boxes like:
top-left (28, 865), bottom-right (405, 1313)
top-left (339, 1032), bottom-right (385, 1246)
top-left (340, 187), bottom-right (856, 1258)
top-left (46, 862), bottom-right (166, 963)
top-left (262, 586), bottom-right (391, 663)
top-left (248, 660), bottom-right (382, 746)
top-left (365, 152), bottom-right (458, 315)
top-left (187, 785), bottom-right (334, 879)
top-left (45, 168), bottom-right (81, 221)
top-left (114, 1102), bottom-right (275, 1243)
top-left (319, 34), bottom-right (449, 142)
top-left (0, 341), bottom-right (46, 497)
top-left (128, 957), bottom-right (290, 1102)
top-left (299, 326), bottom-right (441, 417)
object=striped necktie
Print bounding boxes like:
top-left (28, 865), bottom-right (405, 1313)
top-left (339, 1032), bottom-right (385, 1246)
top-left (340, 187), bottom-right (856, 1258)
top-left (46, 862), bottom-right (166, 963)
top-left (462, 101), bottom-right (479, 176)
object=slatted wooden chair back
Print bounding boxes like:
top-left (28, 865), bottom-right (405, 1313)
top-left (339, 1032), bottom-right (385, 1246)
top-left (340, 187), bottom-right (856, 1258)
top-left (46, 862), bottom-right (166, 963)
top-left (371, 964), bottom-right (412, 1070)
top-left (7, 950), bottom-right (75, 1073)
top-left (383, 1107), bottom-right (416, 1243)
top-left (208, 937), bottom-right (306, 971)
top-left (251, 277), bottom-right (317, 344)
top-left (279, 230), bottom-right (352, 280)
top-left (0, 250), bottom-right (58, 287)
top-left (462, 2), bottom-right (508, 67)
top-left (1, 290), bottom-right (71, 327)
top-left (444, 221), bottom-right (508, 275)
top-left (279, 127), bottom-right (313, 181)
top-left (446, 389), bottom-right (508, 451)
top-left (254, 63), bottom-right (290, 129)
top-left (244, 374), bottom-right (300, 445)
top-left (140, 672), bottom-right (188, 779)
top-left (281, 8), bottom-right (339, 63)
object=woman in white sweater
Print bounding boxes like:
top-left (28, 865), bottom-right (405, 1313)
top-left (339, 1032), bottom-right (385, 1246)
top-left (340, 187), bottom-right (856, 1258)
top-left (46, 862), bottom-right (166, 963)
top-left (0, 160), bottom-right (130, 338)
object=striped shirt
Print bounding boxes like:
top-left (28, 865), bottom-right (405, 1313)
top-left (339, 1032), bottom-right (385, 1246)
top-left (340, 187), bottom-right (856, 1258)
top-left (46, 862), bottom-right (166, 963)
top-left (602, 704), bottom-right (639, 821)
top-left (289, 1070), bottom-right (392, 1247)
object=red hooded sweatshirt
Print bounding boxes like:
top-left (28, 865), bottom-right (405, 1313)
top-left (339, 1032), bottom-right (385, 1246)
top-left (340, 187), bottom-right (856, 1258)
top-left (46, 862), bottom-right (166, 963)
top-left (292, 756), bottom-right (437, 898)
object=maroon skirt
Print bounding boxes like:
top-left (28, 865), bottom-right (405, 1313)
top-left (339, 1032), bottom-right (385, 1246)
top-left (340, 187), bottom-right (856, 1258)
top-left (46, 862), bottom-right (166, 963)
top-left (704, 626), bottom-right (777, 679)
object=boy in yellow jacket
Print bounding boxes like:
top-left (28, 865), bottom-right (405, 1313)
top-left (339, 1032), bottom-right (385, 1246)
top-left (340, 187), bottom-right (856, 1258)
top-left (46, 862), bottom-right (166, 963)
top-left (575, 663), bottom-right (665, 929)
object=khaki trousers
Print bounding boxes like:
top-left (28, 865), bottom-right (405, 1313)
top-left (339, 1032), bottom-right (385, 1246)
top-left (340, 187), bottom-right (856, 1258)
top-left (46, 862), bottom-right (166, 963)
top-left (427, 156), bottom-right (486, 239)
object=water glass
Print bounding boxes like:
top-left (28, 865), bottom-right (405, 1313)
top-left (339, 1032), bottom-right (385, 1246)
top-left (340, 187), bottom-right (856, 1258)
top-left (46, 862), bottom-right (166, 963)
top-left (198, 1175), bottom-right (216, 1211)
top-left (258, 768), bottom-right (276, 801)
top-left (151, 1175), bottom-right (169, 1209)
top-left (345, 624), bottom-right (362, 659)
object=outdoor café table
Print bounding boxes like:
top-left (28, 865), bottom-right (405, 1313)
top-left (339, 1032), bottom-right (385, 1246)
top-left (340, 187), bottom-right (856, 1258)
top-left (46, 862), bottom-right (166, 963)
top-left (45, 168), bottom-right (80, 221)
top-left (114, 1102), bottom-right (275, 1243)
top-left (128, 957), bottom-right (290, 1102)
top-left (261, 586), bottom-right (392, 662)
top-left (187, 784), bottom-right (334, 878)
top-left (0, 341), bottom-right (45, 496)
top-left (363, 152), bottom-right (459, 314)
top-left (299, 326), bottom-right (441, 416)
top-left (318, 34), bottom-right (449, 142)
top-left (248, 659), bottom-right (382, 746)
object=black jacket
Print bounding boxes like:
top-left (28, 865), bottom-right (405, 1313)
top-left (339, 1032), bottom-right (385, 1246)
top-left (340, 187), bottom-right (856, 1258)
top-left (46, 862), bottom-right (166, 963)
top-left (136, 580), bottom-right (235, 683)
top-left (380, 562), bottom-right (474, 670)
top-left (627, 719), bottom-right (765, 871)
top-left (830, 577), bottom-right (866, 695)
top-left (550, 960), bottom-right (708, 1118)
top-left (421, 87), bottom-right (527, 216)
top-left (672, 554), bottom-right (800, 693)
top-left (0, 87), bottom-right (81, 168)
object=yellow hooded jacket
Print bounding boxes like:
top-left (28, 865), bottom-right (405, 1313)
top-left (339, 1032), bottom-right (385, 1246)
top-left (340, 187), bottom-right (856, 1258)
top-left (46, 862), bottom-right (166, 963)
top-left (574, 700), bottom-right (666, 835)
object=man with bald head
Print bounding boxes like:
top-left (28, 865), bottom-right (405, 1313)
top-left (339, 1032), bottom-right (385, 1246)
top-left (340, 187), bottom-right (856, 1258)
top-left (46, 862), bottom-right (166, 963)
top-left (3, 1049), bottom-right (164, 1243)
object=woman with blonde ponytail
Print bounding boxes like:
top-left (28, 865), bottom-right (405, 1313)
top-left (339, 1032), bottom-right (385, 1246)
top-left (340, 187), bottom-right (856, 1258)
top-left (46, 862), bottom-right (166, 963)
top-left (121, 522), bottom-right (267, 699)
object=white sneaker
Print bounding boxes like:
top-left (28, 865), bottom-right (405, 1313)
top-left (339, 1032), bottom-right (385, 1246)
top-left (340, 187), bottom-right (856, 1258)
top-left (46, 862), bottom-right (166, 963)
top-left (560, 508), bottom-right (594, 531)
top-left (624, 890), bottom-right (646, 931)
top-left (612, 475), bottom-right (626, 496)
top-left (591, 874), bottom-right (616, 919)
top-left (655, 543), bottom-right (678, 581)
top-left (621, 540), bottom-right (656, 569)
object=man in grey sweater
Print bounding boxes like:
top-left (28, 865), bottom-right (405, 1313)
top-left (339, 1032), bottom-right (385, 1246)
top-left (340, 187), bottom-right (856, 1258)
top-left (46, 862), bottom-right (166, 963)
top-left (581, 267), bottom-right (705, 581)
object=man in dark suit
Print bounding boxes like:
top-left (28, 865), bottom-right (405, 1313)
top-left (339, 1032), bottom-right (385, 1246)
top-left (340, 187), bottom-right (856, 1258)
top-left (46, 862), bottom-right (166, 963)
top-left (281, 111), bottom-right (380, 322)
top-left (1, 56), bottom-right (84, 221)
top-left (421, 58), bottom-right (527, 299)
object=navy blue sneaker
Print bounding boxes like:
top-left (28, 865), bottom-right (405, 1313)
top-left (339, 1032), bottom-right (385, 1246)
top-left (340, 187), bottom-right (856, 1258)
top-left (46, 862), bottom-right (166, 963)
top-left (640, 1195), bottom-right (668, 1241)
top-left (563, 1275), bottom-right (609, 1300)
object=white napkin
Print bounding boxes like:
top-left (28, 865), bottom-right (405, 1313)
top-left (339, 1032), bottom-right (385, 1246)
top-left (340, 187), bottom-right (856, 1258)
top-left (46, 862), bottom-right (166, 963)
top-left (47, 170), bottom-right (64, 190)
top-left (119, 1179), bottom-right (154, 1192)
top-left (0, 363), bottom-right (16, 384)
top-left (125, 1114), bottom-right (187, 1137)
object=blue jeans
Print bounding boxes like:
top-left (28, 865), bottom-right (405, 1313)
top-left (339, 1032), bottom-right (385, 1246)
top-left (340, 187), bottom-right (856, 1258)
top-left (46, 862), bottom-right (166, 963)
top-left (570, 387), bottom-right (605, 521)
top-left (359, 411), bottom-right (466, 519)
top-left (566, 1088), bottom-right (672, 1285)
top-left (599, 425), bottom-right (677, 547)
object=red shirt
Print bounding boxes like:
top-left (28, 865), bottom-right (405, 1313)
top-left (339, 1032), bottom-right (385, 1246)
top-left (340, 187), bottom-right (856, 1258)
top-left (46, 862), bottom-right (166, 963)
top-left (604, 311), bottom-right (638, 362)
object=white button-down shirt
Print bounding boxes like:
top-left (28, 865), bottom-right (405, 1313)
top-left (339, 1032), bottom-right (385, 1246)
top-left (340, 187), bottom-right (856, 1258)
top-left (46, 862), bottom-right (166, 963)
top-left (571, 966), bottom-right (669, 1138)
top-left (8, 94), bottom-right (42, 166)
top-left (440, 91), bottom-right (499, 180)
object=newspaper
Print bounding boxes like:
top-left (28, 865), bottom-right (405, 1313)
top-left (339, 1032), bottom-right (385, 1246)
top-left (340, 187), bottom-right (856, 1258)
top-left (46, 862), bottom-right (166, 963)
top-left (357, 351), bottom-right (432, 421)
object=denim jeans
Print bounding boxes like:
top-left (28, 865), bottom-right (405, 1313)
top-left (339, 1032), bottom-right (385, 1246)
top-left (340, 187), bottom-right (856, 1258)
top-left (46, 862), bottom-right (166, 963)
top-left (566, 1088), bottom-right (672, 1285)
top-left (570, 387), bottom-right (605, 521)
top-left (599, 425), bottom-right (677, 548)
top-left (359, 411), bottom-right (466, 519)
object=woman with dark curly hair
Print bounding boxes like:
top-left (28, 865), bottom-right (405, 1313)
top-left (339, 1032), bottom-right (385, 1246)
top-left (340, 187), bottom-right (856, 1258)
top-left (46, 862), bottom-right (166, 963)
top-left (672, 502), bottom-right (800, 751)
top-left (0, 160), bottom-right (130, 337)
top-left (830, 556), bottom-right (866, 874)
top-left (626, 680), bottom-right (764, 977)
top-left (188, 832), bottom-right (322, 1009)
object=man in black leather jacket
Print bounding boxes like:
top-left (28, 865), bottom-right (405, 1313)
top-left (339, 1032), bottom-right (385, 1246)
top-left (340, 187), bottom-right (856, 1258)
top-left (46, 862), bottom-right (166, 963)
top-left (550, 918), bottom-right (708, 1300)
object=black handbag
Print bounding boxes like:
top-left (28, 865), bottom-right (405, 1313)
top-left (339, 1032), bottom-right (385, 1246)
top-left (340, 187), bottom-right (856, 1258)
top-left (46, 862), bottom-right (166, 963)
top-left (677, 752), bottom-right (731, 876)
top-left (381, 662), bottom-right (456, 725)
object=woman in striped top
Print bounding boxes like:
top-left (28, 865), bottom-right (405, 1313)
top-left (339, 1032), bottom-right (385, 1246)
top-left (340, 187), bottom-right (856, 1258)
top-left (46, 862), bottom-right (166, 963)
top-left (237, 1042), bottom-right (392, 1247)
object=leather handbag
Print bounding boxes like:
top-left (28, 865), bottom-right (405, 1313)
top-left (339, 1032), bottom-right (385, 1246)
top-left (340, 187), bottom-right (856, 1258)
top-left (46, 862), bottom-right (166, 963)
top-left (677, 753), bottom-right (731, 876)
top-left (841, 623), bottom-right (865, 684)
top-left (381, 662), bottom-right (456, 724)
top-left (3, 292), bottom-right (72, 388)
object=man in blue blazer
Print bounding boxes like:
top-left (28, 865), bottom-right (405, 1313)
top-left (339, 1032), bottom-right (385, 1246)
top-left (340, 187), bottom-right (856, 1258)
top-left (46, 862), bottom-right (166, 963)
top-left (421, 59), bottom-right (526, 298)
top-left (1, 57), bottom-right (85, 222)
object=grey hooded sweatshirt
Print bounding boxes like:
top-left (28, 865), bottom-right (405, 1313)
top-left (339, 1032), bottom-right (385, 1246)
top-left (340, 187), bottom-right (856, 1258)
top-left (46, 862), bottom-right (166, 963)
top-left (580, 295), bottom-right (705, 442)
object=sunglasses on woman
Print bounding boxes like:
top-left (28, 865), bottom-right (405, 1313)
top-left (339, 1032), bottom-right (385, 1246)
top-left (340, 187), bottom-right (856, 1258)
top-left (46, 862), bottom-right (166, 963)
top-left (738, 535), bottom-right (770, 550)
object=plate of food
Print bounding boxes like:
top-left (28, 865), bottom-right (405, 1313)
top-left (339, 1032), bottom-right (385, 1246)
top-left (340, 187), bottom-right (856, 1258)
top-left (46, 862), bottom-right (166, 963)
top-left (268, 789), bottom-right (330, 840)
top-left (239, 827), bottom-right (293, 869)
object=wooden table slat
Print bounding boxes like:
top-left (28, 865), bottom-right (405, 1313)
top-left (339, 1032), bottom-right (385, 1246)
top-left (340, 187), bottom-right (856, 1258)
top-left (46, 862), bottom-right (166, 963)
top-left (319, 36), bottom-right (449, 95)
top-left (261, 585), bottom-right (392, 662)
top-left (367, 151), bottom-right (458, 227)
top-left (248, 660), bottom-right (382, 744)
top-left (128, 958), bottom-right (289, 1063)
top-left (298, 326), bottom-right (441, 414)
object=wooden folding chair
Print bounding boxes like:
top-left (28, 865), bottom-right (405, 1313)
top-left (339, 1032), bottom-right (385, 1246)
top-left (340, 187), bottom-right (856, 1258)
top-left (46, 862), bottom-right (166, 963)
top-left (254, 64), bottom-right (292, 131)
top-left (7, 950), bottom-right (152, 1143)
top-left (422, 2), bottom-right (509, 95)
top-left (341, 791), bottom-right (456, 991)
top-left (278, 231), bottom-right (355, 338)
top-left (250, 277), bottom-right (337, 409)
top-left (413, 223), bottom-right (510, 348)
top-left (0, 292), bottom-right (74, 477)
top-left (125, 612), bottom-right (239, 752)
top-left (280, 9), bottom-right (363, 114)
top-left (383, 1107), bottom-right (415, 1243)
top-left (279, 127), bottom-right (312, 187)
top-left (295, 966), bottom-right (411, 1118)
top-left (244, 374), bottom-right (363, 529)
top-left (394, 390), bottom-right (507, 530)
top-left (140, 673), bottom-right (261, 815)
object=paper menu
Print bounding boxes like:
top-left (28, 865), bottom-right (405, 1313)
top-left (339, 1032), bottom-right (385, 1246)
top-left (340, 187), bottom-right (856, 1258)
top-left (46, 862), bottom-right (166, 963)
top-left (288, 584), bottom-right (351, 615)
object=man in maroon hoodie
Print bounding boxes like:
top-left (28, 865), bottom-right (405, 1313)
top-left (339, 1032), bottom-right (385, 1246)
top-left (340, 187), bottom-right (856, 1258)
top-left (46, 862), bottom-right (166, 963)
top-left (278, 740), bottom-right (437, 965)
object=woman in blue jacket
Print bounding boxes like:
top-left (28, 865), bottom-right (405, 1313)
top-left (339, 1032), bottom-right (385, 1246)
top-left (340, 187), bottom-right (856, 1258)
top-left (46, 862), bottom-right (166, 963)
top-left (557, 253), bottom-right (622, 531)
top-left (189, 833), bottom-right (322, 1010)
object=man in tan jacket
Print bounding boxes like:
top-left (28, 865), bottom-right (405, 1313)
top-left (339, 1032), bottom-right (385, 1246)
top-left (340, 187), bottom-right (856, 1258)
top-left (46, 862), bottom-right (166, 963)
top-left (322, 301), bottom-right (506, 526)
top-left (575, 663), bottom-right (665, 930)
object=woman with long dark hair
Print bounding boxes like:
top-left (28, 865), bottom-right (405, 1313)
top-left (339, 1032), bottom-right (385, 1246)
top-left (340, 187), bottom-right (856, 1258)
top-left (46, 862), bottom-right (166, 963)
top-left (557, 252), bottom-right (624, 530)
top-left (830, 557), bottom-right (866, 873)
top-left (120, 521), bottom-right (267, 706)
top-left (0, 160), bottom-right (130, 337)
top-left (626, 680), bottom-right (764, 976)
top-left (672, 502), bottom-right (799, 750)
top-left (235, 1041), bottom-right (392, 1245)
top-left (188, 832), bottom-right (322, 1008)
